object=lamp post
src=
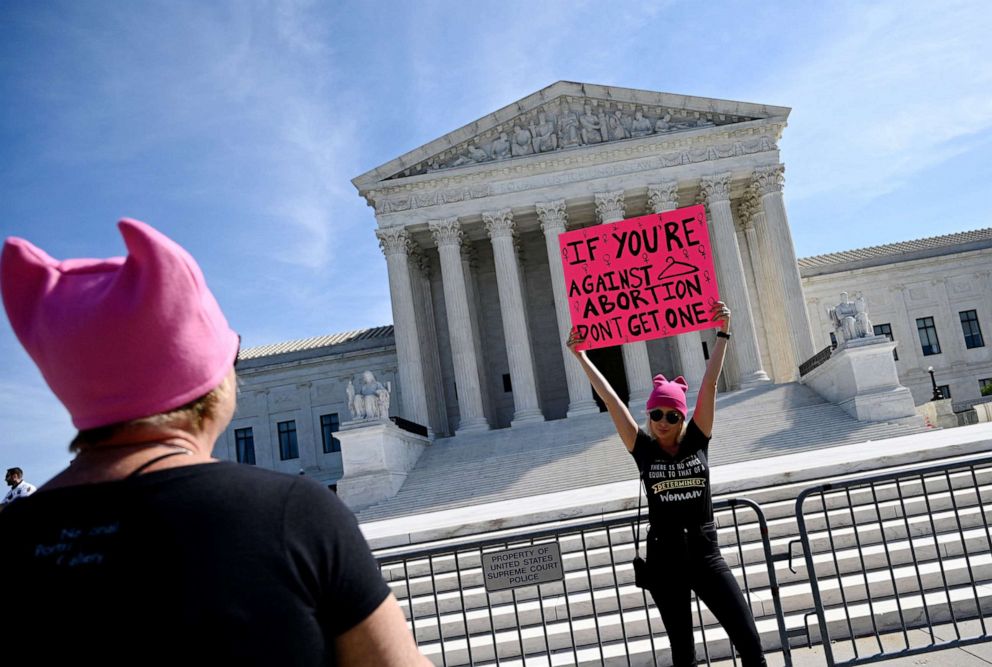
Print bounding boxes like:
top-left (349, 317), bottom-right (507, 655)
top-left (927, 366), bottom-right (942, 401)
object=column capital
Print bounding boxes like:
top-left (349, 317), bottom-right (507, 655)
top-left (376, 227), bottom-right (413, 258)
top-left (736, 191), bottom-right (761, 229)
top-left (647, 181), bottom-right (679, 213)
top-left (594, 189), bottom-right (626, 222)
top-left (429, 217), bottom-right (463, 248)
top-left (752, 164), bottom-right (785, 196)
top-left (699, 172), bottom-right (733, 204)
top-left (409, 244), bottom-right (432, 278)
top-left (483, 208), bottom-right (515, 239)
top-left (536, 199), bottom-right (568, 233)
top-left (463, 243), bottom-right (480, 269)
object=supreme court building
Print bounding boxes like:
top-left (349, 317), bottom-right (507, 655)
top-left (350, 81), bottom-right (814, 438)
top-left (219, 82), bottom-right (991, 487)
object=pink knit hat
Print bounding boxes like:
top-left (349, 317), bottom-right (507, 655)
top-left (1, 219), bottom-right (239, 430)
top-left (646, 374), bottom-right (689, 417)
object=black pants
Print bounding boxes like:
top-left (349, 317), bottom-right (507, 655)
top-left (645, 523), bottom-right (765, 667)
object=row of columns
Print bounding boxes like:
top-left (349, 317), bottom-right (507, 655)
top-left (376, 164), bottom-right (814, 433)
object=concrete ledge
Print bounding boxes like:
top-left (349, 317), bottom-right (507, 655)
top-left (361, 423), bottom-right (992, 550)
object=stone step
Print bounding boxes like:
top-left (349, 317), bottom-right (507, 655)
top-left (357, 381), bottom-right (933, 523)
top-left (416, 580), bottom-right (991, 666)
top-left (390, 524), bottom-right (991, 623)
top-left (381, 495), bottom-right (988, 594)
top-left (401, 551), bottom-right (992, 645)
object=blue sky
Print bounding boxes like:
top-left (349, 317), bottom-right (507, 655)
top-left (2, 0), bottom-right (990, 484)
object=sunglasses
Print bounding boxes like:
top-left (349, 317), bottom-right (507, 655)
top-left (648, 409), bottom-right (682, 425)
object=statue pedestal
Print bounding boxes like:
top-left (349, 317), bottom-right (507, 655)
top-left (335, 419), bottom-right (430, 512)
top-left (802, 336), bottom-right (919, 422)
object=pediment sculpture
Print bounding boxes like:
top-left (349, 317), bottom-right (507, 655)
top-left (394, 96), bottom-right (743, 178)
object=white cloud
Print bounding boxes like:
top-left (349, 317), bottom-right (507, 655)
top-left (765, 1), bottom-right (992, 202)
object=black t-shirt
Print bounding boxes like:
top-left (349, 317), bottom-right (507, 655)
top-left (630, 419), bottom-right (713, 530)
top-left (0, 461), bottom-right (390, 666)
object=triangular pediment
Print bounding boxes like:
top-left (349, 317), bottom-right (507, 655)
top-left (353, 81), bottom-right (790, 190)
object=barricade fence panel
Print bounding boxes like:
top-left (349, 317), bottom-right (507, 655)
top-left (795, 455), bottom-right (992, 667)
top-left (375, 498), bottom-right (790, 667)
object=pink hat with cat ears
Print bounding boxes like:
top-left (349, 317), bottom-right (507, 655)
top-left (646, 374), bottom-right (689, 418)
top-left (1, 218), bottom-right (239, 430)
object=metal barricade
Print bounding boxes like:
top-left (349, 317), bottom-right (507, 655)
top-left (375, 497), bottom-right (790, 666)
top-left (794, 455), bottom-right (992, 667)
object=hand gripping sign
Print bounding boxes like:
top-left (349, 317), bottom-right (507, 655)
top-left (559, 205), bottom-right (721, 351)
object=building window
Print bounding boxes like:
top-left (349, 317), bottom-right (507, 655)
top-left (277, 420), bottom-right (299, 460)
top-left (701, 340), bottom-right (710, 361)
top-left (320, 413), bottom-right (341, 454)
top-left (959, 310), bottom-right (985, 349)
top-left (873, 323), bottom-right (898, 361)
top-left (937, 384), bottom-right (951, 400)
top-left (829, 332), bottom-right (837, 349)
top-left (234, 427), bottom-right (255, 465)
top-left (916, 317), bottom-right (941, 356)
top-left (980, 378), bottom-right (992, 397)
top-left (502, 373), bottom-right (512, 392)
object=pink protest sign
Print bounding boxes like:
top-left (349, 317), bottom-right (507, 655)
top-left (559, 204), bottom-right (720, 351)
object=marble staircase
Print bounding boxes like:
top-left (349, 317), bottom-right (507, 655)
top-left (358, 382), bottom-right (926, 524)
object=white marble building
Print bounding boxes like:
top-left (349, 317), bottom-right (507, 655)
top-left (215, 327), bottom-right (397, 485)
top-left (216, 82), bottom-right (990, 490)
top-left (351, 81), bottom-right (815, 437)
top-left (801, 229), bottom-right (992, 410)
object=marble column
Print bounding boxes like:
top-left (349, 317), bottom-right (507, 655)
top-left (462, 245), bottom-right (494, 424)
top-left (595, 190), bottom-right (654, 409)
top-left (536, 199), bottom-right (600, 417)
top-left (739, 192), bottom-right (794, 382)
top-left (648, 181), bottom-right (706, 400)
top-left (699, 173), bottom-right (769, 387)
top-left (483, 209), bottom-right (545, 424)
top-left (375, 227), bottom-right (432, 432)
top-left (429, 217), bottom-right (489, 432)
top-left (409, 250), bottom-right (449, 436)
top-left (752, 165), bottom-right (816, 366)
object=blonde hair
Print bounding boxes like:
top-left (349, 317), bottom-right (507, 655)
top-left (70, 375), bottom-right (234, 453)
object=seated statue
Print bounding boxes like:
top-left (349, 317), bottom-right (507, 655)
top-left (491, 132), bottom-right (511, 159)
top-left (829, 291), bottom-right (874, 347)
top-left (511, 125), bottom-right (533, 157)
top-left (630, 110), bottom-right (653, 137)
top-left (346, 371), bottom-right (391, 421)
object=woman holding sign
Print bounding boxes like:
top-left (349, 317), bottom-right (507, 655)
top-left (567, 300), bottom-right (765, 667)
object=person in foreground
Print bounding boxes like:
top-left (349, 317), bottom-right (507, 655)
top-left (0, 219), bottom-right (430, 666)
top-left (567, 301), bottom-right (765, 667)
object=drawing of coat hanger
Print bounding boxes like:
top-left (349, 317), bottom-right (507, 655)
top-left (656, 256), bottom-right (700, 280)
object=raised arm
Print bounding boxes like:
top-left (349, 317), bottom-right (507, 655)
top-left (692, 301), bottom-right (731, 438)
top-left (566, 329), bottom-right (639, 451)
